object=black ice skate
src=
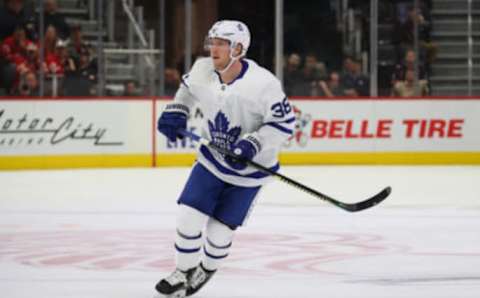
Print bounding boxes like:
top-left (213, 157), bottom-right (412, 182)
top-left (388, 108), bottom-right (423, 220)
top-left (155, 269), bottom-right (189, 297)
top-left (186, 264), bottom-right (216, 296)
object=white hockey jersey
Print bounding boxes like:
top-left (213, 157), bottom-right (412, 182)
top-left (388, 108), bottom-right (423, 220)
top-left (166, 57), bottom-right (295, 187)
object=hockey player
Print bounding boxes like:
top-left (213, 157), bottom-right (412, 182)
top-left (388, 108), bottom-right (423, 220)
top-left (155, 20), bottom-right (295, 297)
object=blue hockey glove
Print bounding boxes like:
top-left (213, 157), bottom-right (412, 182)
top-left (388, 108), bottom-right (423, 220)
top-left (225, 139), bottom-right (258, 170)
top-left (157, 111), bottom-right (187, 142)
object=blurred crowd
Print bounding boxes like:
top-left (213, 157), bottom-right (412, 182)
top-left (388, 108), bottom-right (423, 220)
top-left (0, 0), bottom-right (434, 98)
top-left (284, 0), bottom-right (434, 98)
top-left (0, 0), bottom-right (97, 96)
top-left (283, 53), bottom-right (370, 97)
top-left (390, 0), bottom-right (433, 97)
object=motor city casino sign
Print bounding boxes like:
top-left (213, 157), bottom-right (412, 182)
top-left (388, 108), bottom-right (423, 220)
top-left (0, 100), bottom-right (151, 155)
top-left (0, 109), bottom-right (123, 147)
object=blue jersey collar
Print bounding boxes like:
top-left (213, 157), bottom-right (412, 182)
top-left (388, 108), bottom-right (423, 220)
top-left (215, 59), bottom-right (249, 85)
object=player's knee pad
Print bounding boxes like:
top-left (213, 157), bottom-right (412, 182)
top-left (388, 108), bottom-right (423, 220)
top-left (176, 204), bottom-right (209, 251)
top-left (202, 218), bottom-right (234, 270)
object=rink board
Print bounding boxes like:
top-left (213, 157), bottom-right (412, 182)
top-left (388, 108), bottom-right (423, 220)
top-left (156, 98), bottom-right (480, 166)
top-left (1, 97), bottom-right (480, 169)
top-left (0, 99), bottom-right (155, 169)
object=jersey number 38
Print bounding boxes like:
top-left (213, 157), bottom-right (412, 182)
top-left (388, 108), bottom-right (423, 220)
top-left (270, 98), bottom-right (292, 118)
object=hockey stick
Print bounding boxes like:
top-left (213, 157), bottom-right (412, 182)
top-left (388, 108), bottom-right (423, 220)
top-left (178, 129), bottom-right (391, 212)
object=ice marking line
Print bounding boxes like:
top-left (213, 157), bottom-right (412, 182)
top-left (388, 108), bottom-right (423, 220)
top-left (0, 208), bottom-right (480, 221)
top-left (0, 277), bottom-right (154, 283)
top-left (348, 276), bottom-right (480, 285)
top-left (0, 229), bottom-right (399, 275)
top-left (0, 210), bottom-right (174, 215)
top-left (2, 209), bottom-right (480, 219)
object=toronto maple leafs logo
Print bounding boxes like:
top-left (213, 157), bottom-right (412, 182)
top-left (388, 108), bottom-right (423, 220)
top-left (208, 111), bottom-right (241, 153)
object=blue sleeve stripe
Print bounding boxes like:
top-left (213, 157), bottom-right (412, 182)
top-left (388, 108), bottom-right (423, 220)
top-left (265, 122), bottom-right (293, 135)
top-left (282, 117), bottom-right (297, 124)
top-left (199, 145), bottom-right (279, 178)
top-left (175, 244), bottom-right (201, 254)
top-left (177, 229), bottom-right (202, 240)
top-left (264, 117), bottom-right (296, 125)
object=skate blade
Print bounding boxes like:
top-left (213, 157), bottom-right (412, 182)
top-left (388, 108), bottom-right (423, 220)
top-left (152, 289), bottom-right (186, 298)
top-left (167, 289), bottom-right (186, 298)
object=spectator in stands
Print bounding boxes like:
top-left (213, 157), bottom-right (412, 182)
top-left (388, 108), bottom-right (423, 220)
top-left (0, 0), bottom-right (36, 41)
top-left (43, 25), bottom-right (59, 57)
top-left (56, 39), bottom-right (75, 74)
top-left (394, 5), bottom-right (436, 67)
top-left (40, 0), bottom-right (70, 40)
top-left (16, 43), bottom-right (43, 78)
top-left (63, 50), bottom-right (96, 96)
top-left (299, 53), bottom-right (327, 96)
top-left (392, 49), bottom-right (427, 87)
top-left (1, 24), bottom-right (34, 62)
top-left (43, 39), bottom-right (75, 96)
top-left (304, 53), bottom-right (326, 80)
top-left (283, 53), bottom-right (304, 96)
top-left (0, 59), bottom-right (17, 94)
top-left (391, 69), bottom-right (429, 97)
top-left (1, 24), bottom-right (35, 94)
top-left (341, 56), bottom-right (355, 85)
top-left (396, 6), bottom-right (430, 47)
top-left (67, 24), bottom-right (91, 66)
top-left (76, 51), bottom-right (96, 82)
top-left (123, 80), bottom-right (140, 96)
top-left (42, 27), bottom-right (66, 95)
top-left (0, 52), bottom-right (10, 93)
top-left (164, 67), bottom-right (180, 96)
top-left (317, 71), bottom-right (346, 97)
top-left (341, 57), bottom-right (369, 96)
top-left (15, 70), bottom-right (39, 96)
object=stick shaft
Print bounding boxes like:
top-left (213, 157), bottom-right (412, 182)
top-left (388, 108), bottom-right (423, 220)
top-left (178, 129), bottom-right (390, 212)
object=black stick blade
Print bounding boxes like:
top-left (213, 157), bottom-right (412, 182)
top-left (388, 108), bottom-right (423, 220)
top-left (340, 186), bottom-right (392, 212)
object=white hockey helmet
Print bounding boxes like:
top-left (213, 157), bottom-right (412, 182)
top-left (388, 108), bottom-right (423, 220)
top-left (206, 20), bottom-right (251, 57)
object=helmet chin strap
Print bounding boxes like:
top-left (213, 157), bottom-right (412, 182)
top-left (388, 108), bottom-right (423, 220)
top-left (216, 47), bottom-right (242, 74)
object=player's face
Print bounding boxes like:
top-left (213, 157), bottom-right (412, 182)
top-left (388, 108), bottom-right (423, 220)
top-left (208, 38), bottom-right (231, 70)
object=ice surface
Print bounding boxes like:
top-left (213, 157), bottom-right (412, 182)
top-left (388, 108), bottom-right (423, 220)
top-left (1, 166), bottom-right (479, 298)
